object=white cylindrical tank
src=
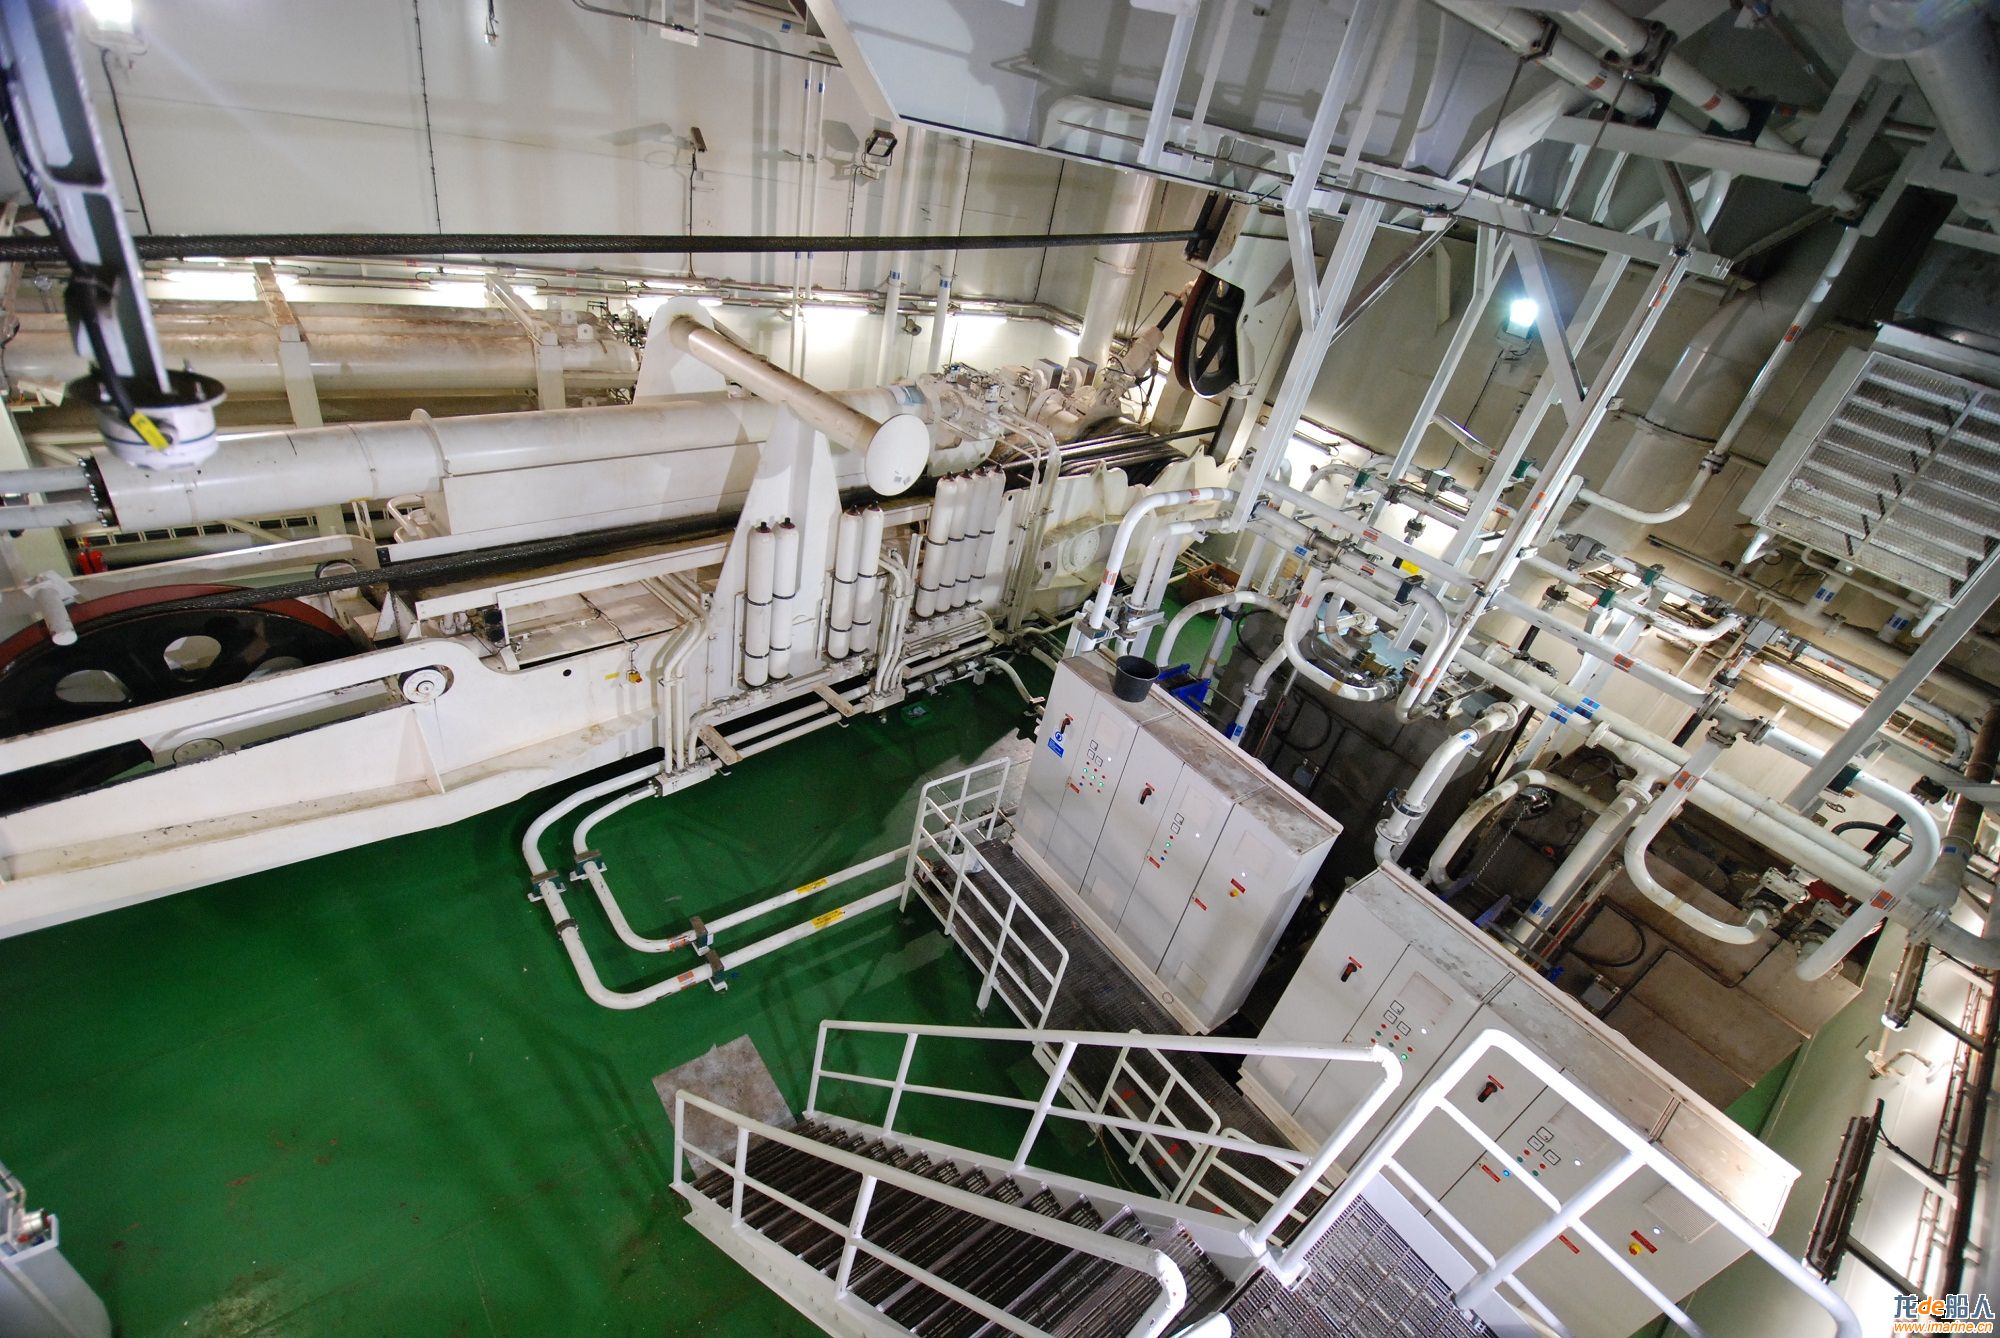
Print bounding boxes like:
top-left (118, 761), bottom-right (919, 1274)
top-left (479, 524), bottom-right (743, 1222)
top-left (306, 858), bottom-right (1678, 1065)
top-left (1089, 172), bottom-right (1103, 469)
top-left (853, 504), bottom-right (886, 654)
top-left (743, 522), bottom-right (776, 688)
top-left (827, 508), bottom-right (863, 660)
top-left (769, 518), bottom-right (801, 681)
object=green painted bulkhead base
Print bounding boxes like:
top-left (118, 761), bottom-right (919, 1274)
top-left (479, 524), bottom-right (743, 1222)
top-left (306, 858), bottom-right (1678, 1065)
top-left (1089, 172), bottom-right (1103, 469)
top-left (0, 676), bottom-right (1112, 1337)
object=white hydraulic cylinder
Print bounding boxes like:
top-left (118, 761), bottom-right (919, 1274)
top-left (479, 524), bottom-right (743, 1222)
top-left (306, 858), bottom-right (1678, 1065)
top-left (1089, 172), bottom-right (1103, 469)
top-left (743, 521), bottom-right (776, 688)
top-left (943, 472), bottom-right (977, 611)
top-left (853, 504), bottom-right (886, 652)
top-left (827, 508), bottom-right (863, 660)
top-left (916, 476), bottom-right (960, 618)
top-left (769, 518), bottom-right (801, 681)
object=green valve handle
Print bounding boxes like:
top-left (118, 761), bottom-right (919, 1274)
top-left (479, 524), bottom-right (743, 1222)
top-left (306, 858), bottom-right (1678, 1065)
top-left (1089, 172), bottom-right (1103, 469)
top-left (1595, 587), bottom-right (1617, 608)
top-left (1512, 458), bottom-right (1532, 480)
top-left (1641, 564), bottom-right (1664, 586)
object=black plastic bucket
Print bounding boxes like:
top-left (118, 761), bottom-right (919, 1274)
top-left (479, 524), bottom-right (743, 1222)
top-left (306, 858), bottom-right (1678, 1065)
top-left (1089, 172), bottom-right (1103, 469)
top-left (1112, 655), bottom-right (1159, 703)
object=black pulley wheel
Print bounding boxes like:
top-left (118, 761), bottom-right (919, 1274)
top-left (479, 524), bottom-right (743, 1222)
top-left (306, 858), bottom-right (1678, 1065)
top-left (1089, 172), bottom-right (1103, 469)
top-left (0, 584), bottom-right (354, 811)
top-left (1173, 271), bottom-right (1243, 399)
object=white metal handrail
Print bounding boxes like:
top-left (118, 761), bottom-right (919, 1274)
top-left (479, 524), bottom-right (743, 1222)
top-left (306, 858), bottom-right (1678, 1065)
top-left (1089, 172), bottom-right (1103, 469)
top-left (1183, 1132), bottom-right (1319, 1237)
top-left (902, 759), bottom-right (1070, 1028)
top-left (1099, 1037), bottom-right (1224, 1202)
top-left (1296, 1028), bottom-right (1865, 1338)
top-left (804, 1019), bottom-right (1401, 1265)
top-left (672, 1089), bottom-right (1188, 1338)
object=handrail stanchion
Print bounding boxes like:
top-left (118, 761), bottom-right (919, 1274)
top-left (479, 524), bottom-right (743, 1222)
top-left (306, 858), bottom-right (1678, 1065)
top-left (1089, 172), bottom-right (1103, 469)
top-left (884, 1031), bottom-right (920, 1134)
top-left (1013, 1039), bottom-right (1078, 1173)
top-left (834, 1173), bottom-right (879, 1297)
top-left (1249, 1046), bottom-right (1403, 1259)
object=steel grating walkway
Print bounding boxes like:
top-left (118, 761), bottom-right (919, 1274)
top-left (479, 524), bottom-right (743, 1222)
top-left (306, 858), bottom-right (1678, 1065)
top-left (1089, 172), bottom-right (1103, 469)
top-left (1225, 1197), bottom-right (1498, 1338)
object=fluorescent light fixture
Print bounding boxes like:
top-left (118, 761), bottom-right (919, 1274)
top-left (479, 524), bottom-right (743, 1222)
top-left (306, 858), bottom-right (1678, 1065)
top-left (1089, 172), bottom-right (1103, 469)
top-left (155, 269), bottom-right (255, 301)
top-left (85, 0), bottom-right (134, 28)
top-left (697, 296), bottom-right (725, 308)
top-left (1503, 297), bottom-right (1539, 338)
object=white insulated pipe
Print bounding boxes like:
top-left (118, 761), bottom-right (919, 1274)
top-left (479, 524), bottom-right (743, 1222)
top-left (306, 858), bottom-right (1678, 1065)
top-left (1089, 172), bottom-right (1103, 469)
top-left (874, 125), bottom-right (927, 383)
top-left (828, 508), bottom-right (863, 660)
top-left (1375, 702), bottom-right (1522, 864)
top-left (1231, 573), bottom-right (1395, 740)
top-left (1457, 649), bottom-right (1893, 891)
top-left (667, 316), bottom-right (929, 495)
top-left (1433, 1), bottom-right (1658, 121)
top-left (1077, 487), bottom-right (1237, 641)
top-left (1620, 733), bottom-right (1773, 945)
top-left (88, 385), bottom-right (928, 533)
top-left (769, 519), bottom-right (801, 681)
top-left (1157, 589), bottom-right (1288, 677)
top-left (928, 137), bottom-right (972, 374)
top-left (943, 473), bottom-right (977, 611)
top-left (1491, 592), bottom-right (1707, 708)
top-left (2, 308), bottom-right (642, 401)
top-left (1557, 0), bottom-right (1789, 143)
top-left (1427, 768), bottom-right (1608, 888)
top-left (744, 522), bottom-right (776, 688)
top-left (968, 469), bottom-right (1006, 607)
top-left (1078, 174), bottom-right (1159, 370)
top-left (1848, 0), bottom-right (2000, 217)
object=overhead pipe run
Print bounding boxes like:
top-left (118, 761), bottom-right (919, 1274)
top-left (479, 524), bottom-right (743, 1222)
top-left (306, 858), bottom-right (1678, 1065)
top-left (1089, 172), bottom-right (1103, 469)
top-left (0, 229), bottom-right (1207, 263)
top-left (1847, 0), bottom-right (2000, 219)
top-left (665, 316), bottom-right (929, 494)
top-left (1376, 702), bottom-right (1522, 864)
top-left (1798, 703), bottom-right (2000, 978)
top-left (1427, 768), bottom-right (1607, 890)
top-left (1620, 727), bottom-right (1774, 946)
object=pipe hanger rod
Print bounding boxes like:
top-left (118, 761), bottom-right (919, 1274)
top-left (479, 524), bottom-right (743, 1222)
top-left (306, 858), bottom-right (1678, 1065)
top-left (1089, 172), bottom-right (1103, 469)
top-left (0, 229), bottom-right (1205, 263)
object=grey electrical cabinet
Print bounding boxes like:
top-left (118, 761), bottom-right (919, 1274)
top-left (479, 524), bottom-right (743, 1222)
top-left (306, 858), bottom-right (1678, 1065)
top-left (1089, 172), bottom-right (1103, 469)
top-left (1241, 863), bottom-right (1800, 1337)
top-left (1016, 655), bottom-right (1339, 1031)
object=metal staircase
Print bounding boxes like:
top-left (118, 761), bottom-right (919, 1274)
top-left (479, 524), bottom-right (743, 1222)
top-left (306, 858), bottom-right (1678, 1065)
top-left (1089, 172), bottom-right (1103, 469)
top-left (663, 761), bottom-right (1868, 1338)
top-left (685, 1118), bottom-right (1230, 1337)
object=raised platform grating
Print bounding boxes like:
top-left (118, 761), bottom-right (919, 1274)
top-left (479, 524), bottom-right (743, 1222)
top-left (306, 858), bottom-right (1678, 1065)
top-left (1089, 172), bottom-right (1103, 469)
top-left (1224, 1197), bottom-right (1497, 1338)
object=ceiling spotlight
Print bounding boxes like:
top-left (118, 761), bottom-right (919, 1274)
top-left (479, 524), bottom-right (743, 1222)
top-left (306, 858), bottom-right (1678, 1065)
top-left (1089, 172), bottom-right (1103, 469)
top-left (1502, 297), bottom-right (1539, 339)
top-left (697, 296), bottom-right (724, 309)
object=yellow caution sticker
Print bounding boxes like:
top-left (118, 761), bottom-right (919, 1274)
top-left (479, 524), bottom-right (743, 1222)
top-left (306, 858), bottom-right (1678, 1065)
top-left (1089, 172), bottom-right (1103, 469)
top-left (129, 412), bottom-right (170, 451)
top-left (793, 876), bottom-right (830, 897)
top-left (809, 907), bottom-right (845, 930)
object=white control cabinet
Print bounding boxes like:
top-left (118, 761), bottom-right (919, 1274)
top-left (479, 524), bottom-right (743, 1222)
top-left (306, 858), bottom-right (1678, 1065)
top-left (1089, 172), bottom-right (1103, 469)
top-left (1240, 863), bottom-right (1799, 1337)
top-left (1016, 655), bottom-right (1166, 857)
top-left (1016, 655), bottom-right (1339, 1031)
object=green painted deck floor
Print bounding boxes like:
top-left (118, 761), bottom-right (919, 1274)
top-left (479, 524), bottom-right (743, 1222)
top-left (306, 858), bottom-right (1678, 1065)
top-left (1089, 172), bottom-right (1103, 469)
top-left (0, 677), bottom-right (1102, 1337)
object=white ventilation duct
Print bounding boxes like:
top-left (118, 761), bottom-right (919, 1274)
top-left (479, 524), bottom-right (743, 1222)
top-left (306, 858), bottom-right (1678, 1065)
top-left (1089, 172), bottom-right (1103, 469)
top-left (1847, 0), bottom-right (2000, 217)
